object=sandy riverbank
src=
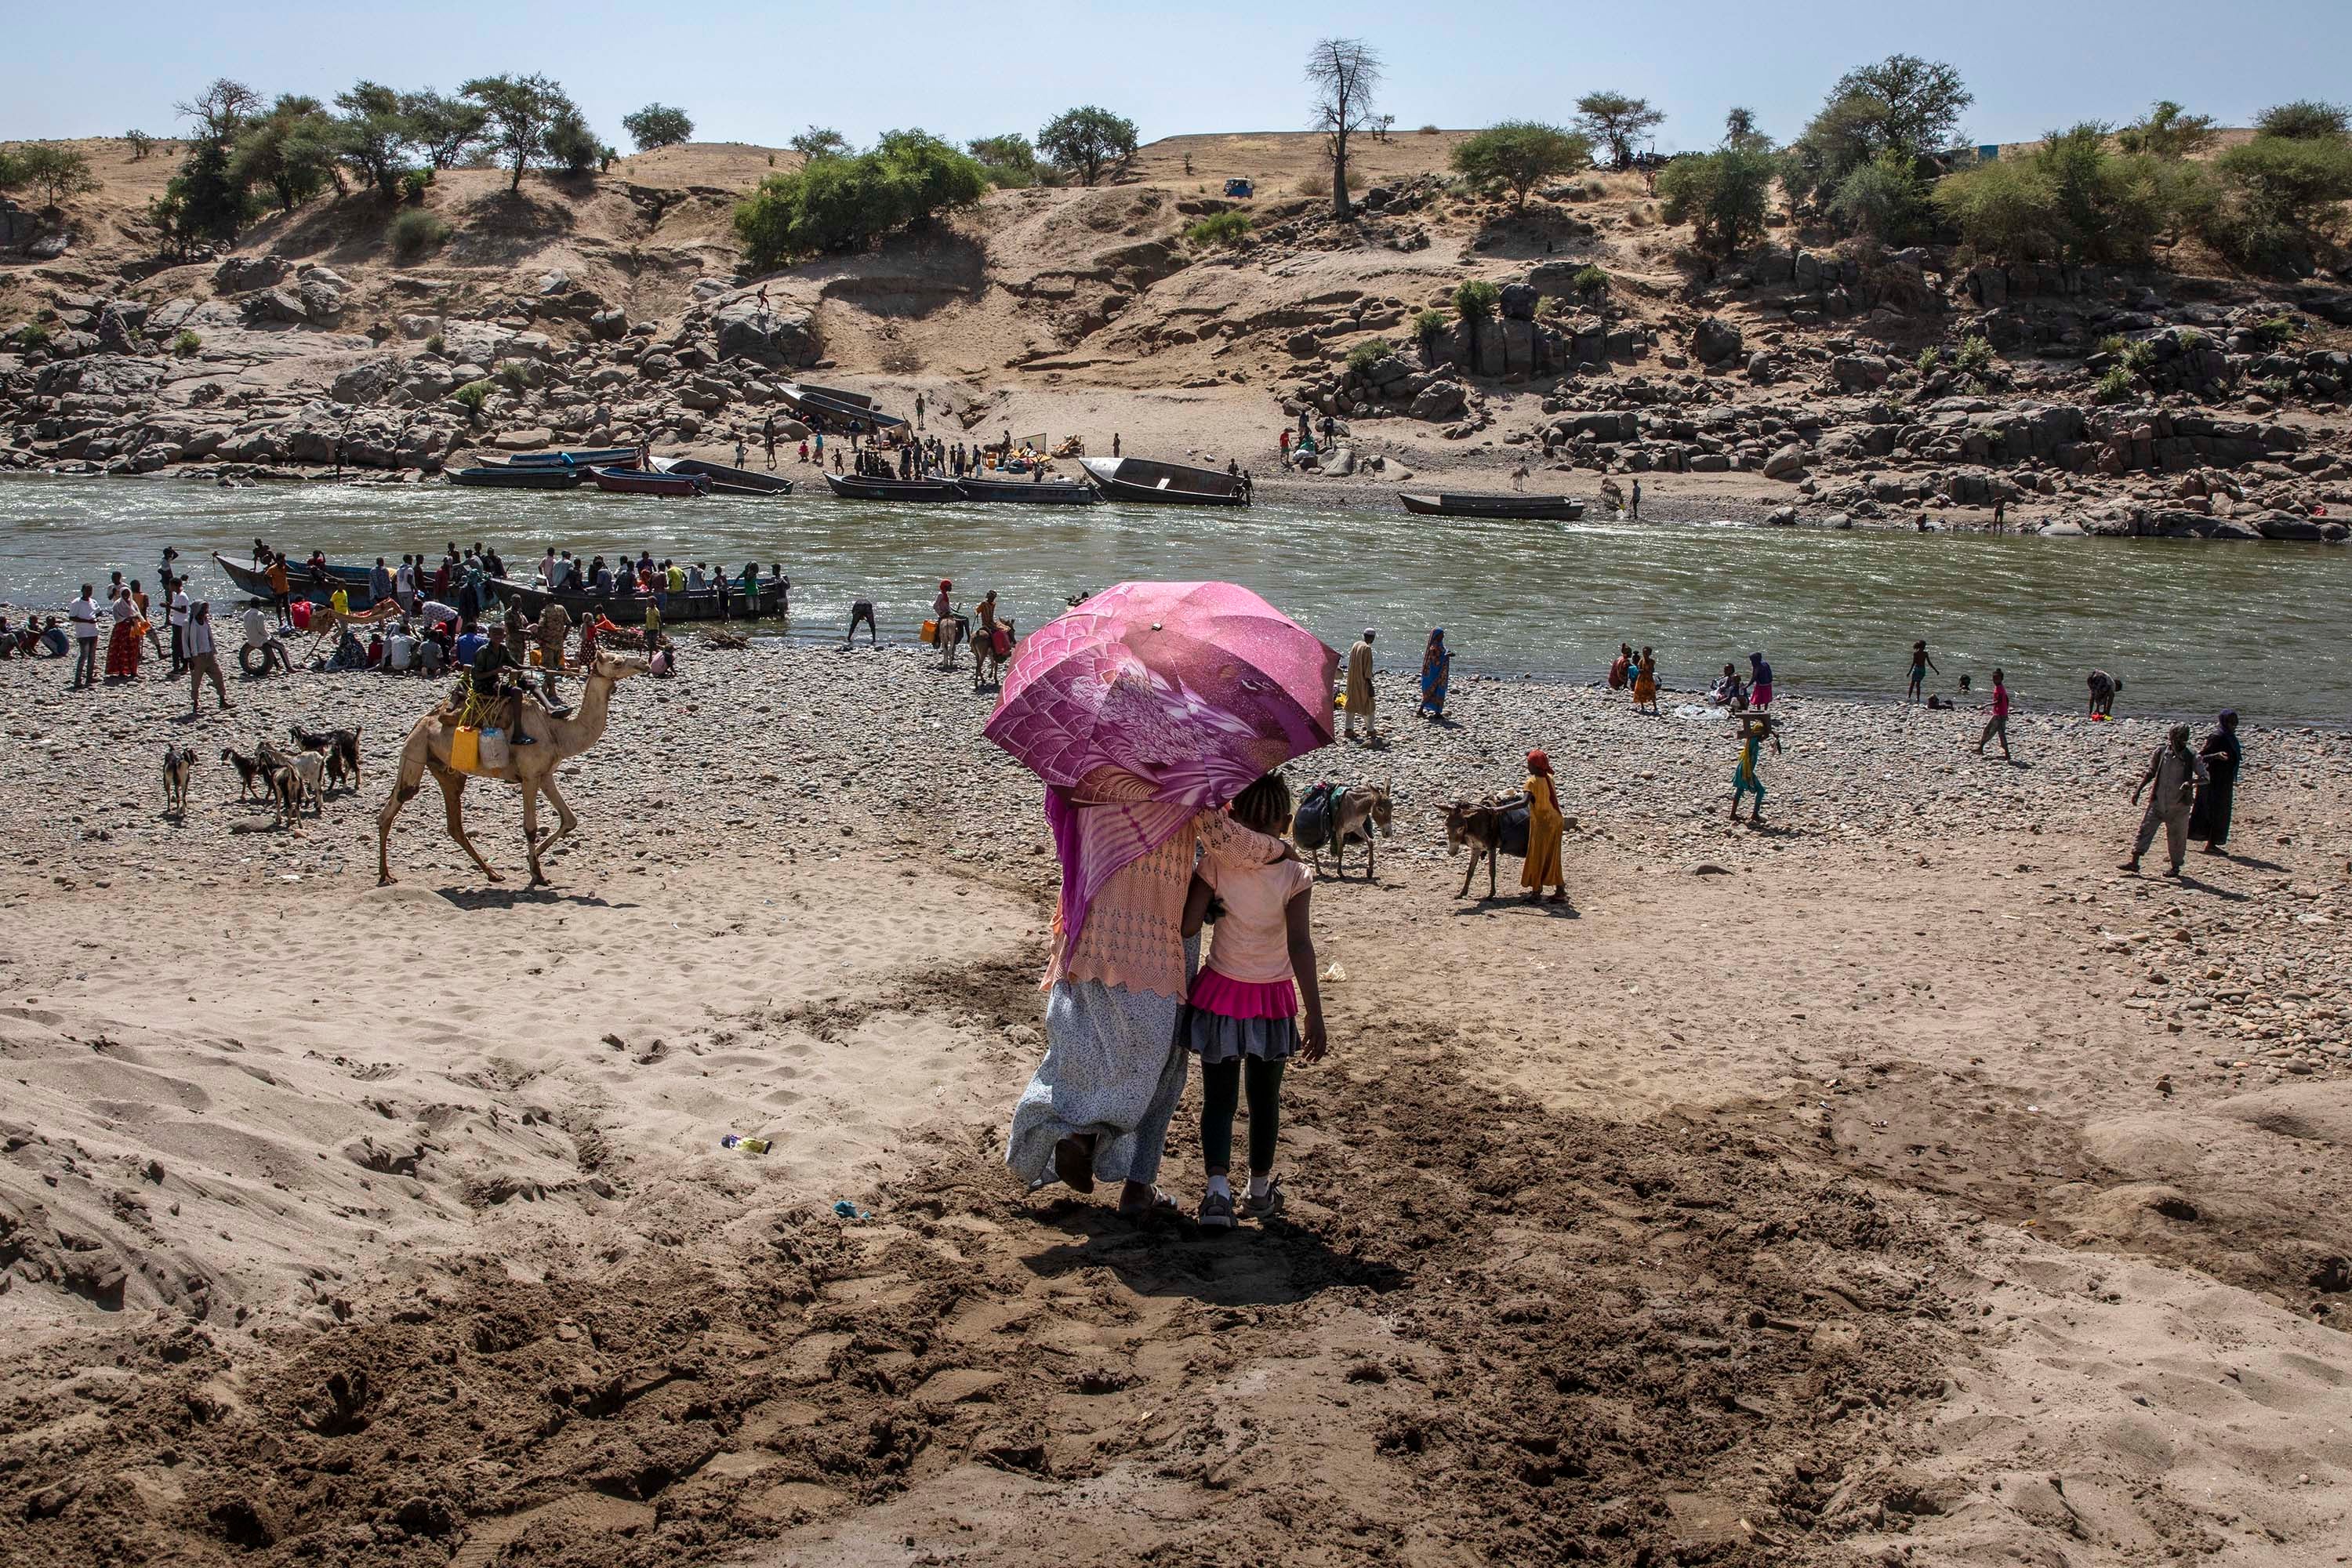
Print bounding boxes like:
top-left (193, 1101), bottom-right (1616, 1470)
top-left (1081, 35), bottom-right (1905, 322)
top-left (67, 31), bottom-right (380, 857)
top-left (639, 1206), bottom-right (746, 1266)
top-left (2, 640), bottom-right (2350, 1566)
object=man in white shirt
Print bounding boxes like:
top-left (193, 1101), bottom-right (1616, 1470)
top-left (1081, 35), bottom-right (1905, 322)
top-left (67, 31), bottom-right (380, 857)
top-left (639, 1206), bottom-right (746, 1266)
top-left (166, 579), bottom-right (191, 675)
top-left (385, 628), bottom-right (416, 672)
top-left (395, 557), bottom-right (416, 611)
top-left (242, 604), bottom-right (292, 673)
top-left (539, 549), bottom-right (558, 586)
top-left (67, 584), bottom-right (100, 688)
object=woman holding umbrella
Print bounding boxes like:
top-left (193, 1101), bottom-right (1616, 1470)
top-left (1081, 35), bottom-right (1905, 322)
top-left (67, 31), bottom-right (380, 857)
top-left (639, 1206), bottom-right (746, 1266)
top-left (989, 583), bottom-right (1338, 1216)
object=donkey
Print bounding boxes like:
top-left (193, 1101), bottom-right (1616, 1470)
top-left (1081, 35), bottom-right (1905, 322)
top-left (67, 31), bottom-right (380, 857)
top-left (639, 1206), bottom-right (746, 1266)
top-left (1298, 782), bottom-right (1392, 880)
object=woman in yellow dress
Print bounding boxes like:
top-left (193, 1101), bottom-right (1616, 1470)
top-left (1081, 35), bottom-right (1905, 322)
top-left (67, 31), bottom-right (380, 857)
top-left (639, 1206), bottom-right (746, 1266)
top-left (1519, 749), bottom-right (1566, 903)
top-left (1632, 645), bottom-right (1660, 714)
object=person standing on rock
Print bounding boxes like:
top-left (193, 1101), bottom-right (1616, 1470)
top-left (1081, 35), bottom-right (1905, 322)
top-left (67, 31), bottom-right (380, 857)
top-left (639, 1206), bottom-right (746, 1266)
top-left (1975, 668), bottom-right (2013, 760)
top-left (2190, 710), bottom-right (2242, 856)
top-left (764, 415), bottom-right (779, 470)
top-left (1345, 630), bottom-right (1378, 742)
top-left (184, 602), bottom-right (230, 713)
top-left (914, 392), bottom-right (926, 430)
top-left (66, 583), bottom-right (100, 688)
top-left (1112, 432), bottom-right (1122, 458)
top-left (1633, 646), bottom-right (1661, 715)
top-left (1631, 478), bottom-right (1642, 520)
top-left (2124, 724), bottom-right (2207, 877)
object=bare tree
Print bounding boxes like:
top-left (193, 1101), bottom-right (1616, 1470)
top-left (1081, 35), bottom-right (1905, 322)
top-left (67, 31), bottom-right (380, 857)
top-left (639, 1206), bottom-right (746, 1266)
top-left (1306, 38), bottom-right (1383, 220)
top-left (174, 78), bottom-right (260, 143)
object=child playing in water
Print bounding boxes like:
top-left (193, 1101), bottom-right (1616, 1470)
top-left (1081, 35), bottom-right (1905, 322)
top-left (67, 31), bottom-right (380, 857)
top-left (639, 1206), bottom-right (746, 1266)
top-left (1907, 641), bottom-right (1938, 704)
top-left (1180, 772), bottom-right (1327, 1231)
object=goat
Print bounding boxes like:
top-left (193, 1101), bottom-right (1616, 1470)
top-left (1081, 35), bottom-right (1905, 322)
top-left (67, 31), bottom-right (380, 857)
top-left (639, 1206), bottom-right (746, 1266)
top-left (257, 739), bottom-right (325, 817)
top-left (162, 745), bottom-right (196, 815)
top-left (289, 724), bottom-right (362, 794)
top-left (220, 746), bottom-right (266, 801)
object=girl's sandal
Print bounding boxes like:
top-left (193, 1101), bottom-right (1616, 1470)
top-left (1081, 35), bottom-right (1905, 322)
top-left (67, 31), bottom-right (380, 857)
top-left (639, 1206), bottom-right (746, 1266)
top-left (1117, 1187), bottom-right (1179, 1219)
top-left (1052, 1135), bottom-right (1096, 1195)
top-left (1240, 1179), bottom-right (1285, 1221)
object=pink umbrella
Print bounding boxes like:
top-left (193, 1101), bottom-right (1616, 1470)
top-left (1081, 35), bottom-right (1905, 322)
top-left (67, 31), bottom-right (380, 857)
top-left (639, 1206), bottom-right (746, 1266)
top-left (986, 583), bottom-right (1338, 949)
top-left (985, 581), bottom-right (1337, 808)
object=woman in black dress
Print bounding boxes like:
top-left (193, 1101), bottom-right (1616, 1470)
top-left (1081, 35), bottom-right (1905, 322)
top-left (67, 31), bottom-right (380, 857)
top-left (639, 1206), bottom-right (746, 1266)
top-left (2190, 710), bottom-right (2242, 855)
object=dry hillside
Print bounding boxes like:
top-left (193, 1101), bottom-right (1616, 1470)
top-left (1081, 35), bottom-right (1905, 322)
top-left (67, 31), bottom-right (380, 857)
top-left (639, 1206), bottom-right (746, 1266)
top-left (3, 129), bottom-right (2351, 532)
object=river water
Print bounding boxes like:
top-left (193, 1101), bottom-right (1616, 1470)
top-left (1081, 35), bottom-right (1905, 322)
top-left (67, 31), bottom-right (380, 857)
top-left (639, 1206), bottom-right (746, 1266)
top-left (2, 474), bottom-right (2345, 721)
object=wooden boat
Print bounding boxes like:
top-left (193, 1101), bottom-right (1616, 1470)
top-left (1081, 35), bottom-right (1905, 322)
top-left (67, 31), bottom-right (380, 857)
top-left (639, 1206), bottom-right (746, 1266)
top-left (1079, 456), bottom-right (1251, 507)
top-left (779, 382), bottom-right (907, 431)
top-left (663, 458), bottom-right (794, 496)
top-left (506, 447), bottom-right (641, 469)
top-left (448, 463), bottom-right (586, 490)
top-left (210, 553), bottom-right (384, 608)
top-left (823, 472), bottom-right (961, 503)
top-left (590, 466), bottom-right (708, 497)
top-left (486, 575), bottom-right (786, 623)
top-left (1397, 491), bottom-right (1586, 521)
top-left (953, 474), bottom-right (1097, 505)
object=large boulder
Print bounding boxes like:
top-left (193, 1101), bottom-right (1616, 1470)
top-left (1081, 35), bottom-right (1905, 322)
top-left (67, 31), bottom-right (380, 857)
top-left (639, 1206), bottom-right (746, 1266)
top-left (1691, 318), bottom-right (1744, 368)
top-left (330, 358), bottom-right (400, 405)
top-left (215, 254), bottom-right (289, 292)
top-left (1762, 443), bottom-right (1809, 481)
top-left (1832, 354), bottom-right (1891, 391)
top-left (1499, 282), bottom-right (1539, 322)
top-left (296, 267), bottom-right (349, 321)
top-left (1410, 380), bottom-right (1466, 421)
top-left (241, 287), bottom-right (309, 325)
top-left (712, 296), bottom-right (817, 365)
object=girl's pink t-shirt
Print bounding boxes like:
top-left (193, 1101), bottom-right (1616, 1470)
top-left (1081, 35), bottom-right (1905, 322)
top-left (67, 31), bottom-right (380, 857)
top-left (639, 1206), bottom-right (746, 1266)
top-left (1201, 855), bottom-right (1312, 985)
top-left (1992, 683), bottom-right (2009, 717)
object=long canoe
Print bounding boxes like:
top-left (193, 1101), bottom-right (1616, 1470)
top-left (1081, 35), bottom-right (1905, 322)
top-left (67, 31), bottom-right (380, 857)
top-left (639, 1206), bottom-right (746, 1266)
top-left (486, 575), bottom-right (786, 623)
top-left (210, 553), bottom-right (386, 609)
top-left (506, 447), bottom-right (642, 469)
top-left (591, 466), bottom-right (708, 497)
top-left (779, 383), bottom-right (908, 431)
top-left (953, 474), bottom-right (1097, 505)
top-left (1397, 491), bottom-right (1586, 521)
top-left (663, 458), bottom-right (795, 496)
top-left (448, 464), bottom-right (586, 490)
top-left (1079, 456), bottom-right (1251, 507)
top-left (823, 472), bottom-right (961, 503)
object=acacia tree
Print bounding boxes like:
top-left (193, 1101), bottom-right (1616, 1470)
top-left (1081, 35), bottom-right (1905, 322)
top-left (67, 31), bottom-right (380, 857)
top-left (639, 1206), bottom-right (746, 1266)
top-left (1828, 55), bottom-right (1971, 159)
top-left (332, 82), bottom-right (412, 199)
top-left (1657, 144), bottom-right (1777, 258)
top-left (175, 78), bottom-right (260, 143)
top-left (233, 94), bottom-right (342, 213)
top-left (1038, 106), bottom-right (1138, 187)
top-left (461, 73), bottom-right (579, 192)
top-left (1574, 91), bottom-right (1664, 169)
top-left (0, 145), bottom-right (100, 208)
top-left (2117, 100), bottom-right (2219, 161)
top-left (789, 126), bottom-right (849, 161)
top-left (622, 103), bottom-right (694, 151)
top-left (1306, 37), bottom-right (1382, 220)
top-left (402, 89), bottom-right (488, 169)
top-left (1450, 122), bottom-right (1591, 209)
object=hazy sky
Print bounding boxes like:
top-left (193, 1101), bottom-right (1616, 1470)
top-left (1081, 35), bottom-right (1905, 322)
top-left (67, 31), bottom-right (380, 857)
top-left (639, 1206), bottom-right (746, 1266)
top-left (14, 0), bottom-right (2350, 153)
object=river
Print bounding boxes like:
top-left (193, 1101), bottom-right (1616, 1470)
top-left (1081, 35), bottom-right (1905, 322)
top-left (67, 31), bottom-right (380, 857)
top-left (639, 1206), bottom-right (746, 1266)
top-left (2, 474), bottom-right (2345, 720)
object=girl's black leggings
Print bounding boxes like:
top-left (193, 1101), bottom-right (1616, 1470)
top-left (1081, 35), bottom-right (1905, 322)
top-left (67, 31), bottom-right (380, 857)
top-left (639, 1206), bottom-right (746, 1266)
top-left (1200, 1056), bottom-right (1285, 1174)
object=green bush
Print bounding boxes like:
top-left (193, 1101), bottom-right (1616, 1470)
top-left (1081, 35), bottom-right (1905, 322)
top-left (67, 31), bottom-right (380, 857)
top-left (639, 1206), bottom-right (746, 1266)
top-left (423, 332), bottom-right (445, 355)
top-left (1656, 146), bottom-right (1777, 257)
top-left (2253, 100), bottom-right (2350, 141)
top-left (2096, 333), bottom-right (2130, 357)
top-left (2176, 327), bottom-right (2206, 350)
top-left (1570, 263), bottom-right (1609, 296)
top-left (1184, 211), bottom-right (1252, 247)
top-left (2250, 314), bottom-right (2299, 348)
top-left (734, 129), bottom-right (988, 269)
top-left (1933, 124), bottom-right (2187, 265)
top-left (1345, 337), bottom-right (1393, 372)
top-left (1828, 150), bottom-right (1926, 243)
top-left (1454, 279), bottom-right (1501, 319)
top-left (1412, 307), bottom-right (1449, 337)
top-left (18, 321), bottom-right (52, 350)
top-left (2121, 340), bottom-right (2155, 373)
top-left (172, 329), bottom-right (201, 357)
top-left (125, 130), bottom-right (156, 161)
top-left (1915, 345), bottom-right (1940, 376)
top-left (401, 167), bottom-right (431, 203)
top-left (1954, 335), bottom-right (1994, 376)
top-left (0, 143), bottom-right (101, 207)
top-left (2207, 133), bottom-right (2352, 267)
top-left (2093, 365), bottom-right (2135, 404)
top-left (495, 361), bottom-right (532, 391)
top-left (1418, 124), bottom-right (1440, 135)
top-left (388, 206), bottom-right (450, 260)
top-left (2258, 376), bottom-right (2292, 400)
top-left (450, 379), bottom-right (493, 417)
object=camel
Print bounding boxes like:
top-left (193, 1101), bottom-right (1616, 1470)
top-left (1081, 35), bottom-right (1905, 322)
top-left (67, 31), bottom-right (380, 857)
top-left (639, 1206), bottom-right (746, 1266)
top-left (303, 599), bottom-right (403, 657)
top-left (375, 651), bottom-right (649, 887)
